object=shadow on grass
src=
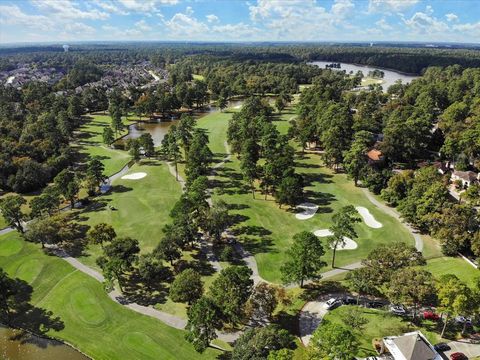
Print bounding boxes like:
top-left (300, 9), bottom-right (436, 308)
top-left (111, 185), bottom-right (133, 193)
top-left (238, 236), bottom-right (275, 256)
top-left (3, 276), bottom-right (65, 336)
top-left (300, 281), bottom-right (347, 302)
top-left (121, 269), bottom-right (172, 306)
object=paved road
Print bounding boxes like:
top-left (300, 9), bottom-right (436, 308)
top-left (444, 339), bottom-right (480, 358)
top-left (299, 300), bottom-right (328, 345)
top-left (361, 188), bottom-right (423, 251)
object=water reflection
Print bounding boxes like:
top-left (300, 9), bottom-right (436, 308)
top-left (0, 325), bottom-right (89, 360)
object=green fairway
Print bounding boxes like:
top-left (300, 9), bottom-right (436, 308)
top-left (424, 257), bottom-right (479, 287)
top-left (322, 306), bottom-right (442, 357)
top-left (195, 104), bottom-right (414, 283)
top-left (77, 160), bottom-right (182, 269)
top-left (76, 113), bottom-right (130, 176)
top-left (0, 232), bottom-right (220, 360)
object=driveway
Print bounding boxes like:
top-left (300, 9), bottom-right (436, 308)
top-left (443, 339), bottom-right (480, 358)
top-left (299, 300), bottom-right (328, 346)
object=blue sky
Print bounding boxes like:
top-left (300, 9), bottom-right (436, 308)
top-left (0, 0), bottom-right (479, 44)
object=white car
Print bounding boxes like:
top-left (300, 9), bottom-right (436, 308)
top-left (455, 316), bottom-right (472, 324)
top-left (390, 304), bottom-right (407, 316)
top-left (324, 298), bottom-right (342, 310)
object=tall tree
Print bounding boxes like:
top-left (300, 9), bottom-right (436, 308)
top-left (240, 139), bottom-right (259, 198)
top-left (328, 206), bottom-right (361, 267)
top-left (281, 231), bottom-right (326, 287)
top-left (185, 296), bottom-right (221, 353)
top-left (87, 223), bottom-right (116, 249)
top-left (169, 268), bottom-right (203, 305)
top-left (0, 195), bottom-right (26, 233)
top-left (310, 322), bottom-right (359, 360)
top-left (53, 169), bottom-right (79, 209)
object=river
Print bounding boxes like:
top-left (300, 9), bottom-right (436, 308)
top-left (0, 325), bottom-right (89, 360)
top-left (309, 61), bottom-right (419, 91)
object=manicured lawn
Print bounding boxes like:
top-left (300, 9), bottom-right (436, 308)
top-left (76, 113), bottom-right (130, 176)
top-left (0, 232), bottom-right (220, 360)
top-left (322, 306), bottom-right (442, 357)
top-left (76, 160), bottom-right (182, 270)
top-left (361, 77), bottom-right (383, 86)
top-left (424, 257), bottom-right (479, 287)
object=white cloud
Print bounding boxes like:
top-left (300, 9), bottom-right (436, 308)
top-left (0, 4), bottom-right (54, 31)
top-left (164, 8), bottom-right (209, 38)
top-left (206, 14), bottom-right (219, 23)
top-left (452, 22), bottom-right (480, 37)
top-left (96, 1), bottom-right (130, 15)
top-left (445, 13), bottom-right (458, 22)
top-left (368, 0), bottom-right (419, 13)
top-left (331, 0), bottom-right (355, 18)
top-left (31, 0), bottom-right (109, 20)
top-left (403, 10), bottom-right (448, 34)
top-left (135, 19), bottom-right (152, 31)
top-left (376, 18), bottom-right (393, 30)
top-left (212, 22), bottom-right (260, 39)
top-left (117, 0), bottom-right (178, 13)
top-left (64, 22), bottom-right (96, 35)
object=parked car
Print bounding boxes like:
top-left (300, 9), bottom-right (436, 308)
top-left (324, 298), bottom-right (342, 310)
top-left (390, 304), bottom-right (407, 316)
top-left (342, 296), bottom-right (356, 305)
top-left (423, 310), bottom-right (440, 321)
top-left (455, 316), bottom-right (472, 324)
top-left (450, 352), bottom-right (468, 360)
top-left (366, 357), bottom-right (378, 360)
top-left (433, 342), bottom-right (451, 351)
top-left (367, 301), bottom-right (384, 308)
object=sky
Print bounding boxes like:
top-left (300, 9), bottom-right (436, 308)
top-left (0, 0), bottom-right (479, 44)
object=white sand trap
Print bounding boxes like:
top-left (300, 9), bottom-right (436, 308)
top-left (314, 229), bottom-right (358, 250)
top-left (121, 172), bottom-right (147, 180)
top-left (233, 105), bottom-right (242, 109)
top-left (296, 203), bottom-right (319, 220)
top-left (355, 206), bottom-right (382, 228)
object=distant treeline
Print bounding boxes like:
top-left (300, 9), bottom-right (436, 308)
top-left (1, 43), bottom-right (480, 74)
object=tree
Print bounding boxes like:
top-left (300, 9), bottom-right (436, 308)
top-left (155, 236), bottom-right (181, 266)
top-left (217, 96), bottom-right (227, 112)
top-left (281, 231), bottom-right (326, 287)
top-left (436, 275), bottom-right (475, 337)
top-left (0, 195), bottom-right (26, 233)
top-left (54, 169), bottom-right (79, 209)
top-left (24, 215), bottom-right (62, 248)
top-left (176, 114), bottom-right (196, 156)
top-left (30, 188), bottom-right (61, 218)
top-left (185, 296), bottom-right (221, 353)
top-left (103, 126), bottom-right (114, 145)
top-left (310, 322), bottom-right (358, 360)
top-left (275, 96), bottom-right (286, 113)
top-left (85, 157), bottom-right (106, 195)
top-left (126, 139), bottom-right (141, 161)
top-left (169, 268), bottom-right (203, 305)
top-left (327, 205), bottom-right (361, 267)
top-left (247, 282), bottom-right (278, 323)
top-left (275, 173), bottom-right (303, 208)
top-left (185, 130), bottom-right (212, 183)
top-left (387, 268), bottom-right (436, 321)
top-left (137, 253), bottom-right (165, 283)
top-left (346, 267), bottom-right (379, 303)
top-left (267, 348), bottom-right (294, 360)
top-left (204, 199), bottom-right (230, 242)
top-left (240, 139), bottom-right (259, 198)
top-left (210, 266), bottom-right (253, 326)
top-left (87, 223), bottom-right (116, 249)
top-left (110, 108), bottom-right (123, 137)
top-left (361, 243), bottom-right (425, 286)
top-left (139, 133), bottom-right (155, 157)
top-left (343, 131), bottom-right (373, 186)
top-left (232, 325), bottom-right (294, 360)
top-left (340, 307), bottom-right (368, 332)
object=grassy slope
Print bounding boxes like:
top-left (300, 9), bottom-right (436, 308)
top-left (322, 306), bottom-right (443, 357)
top-left (76, 160), bottom-right (182, 270)
top-left (0, 232), bottom-right (219, 360)
top-left (424, 257), bottom-right (479, 287)
top-left (76, 114), bottom-right (130, 176)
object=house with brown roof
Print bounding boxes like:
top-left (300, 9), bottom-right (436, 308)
top-left (367, 149), bottom-right (384, 165)
top-left (451, 170), bottom-right (478, 188)
top-left (381, 331), bottom-right (441, 360)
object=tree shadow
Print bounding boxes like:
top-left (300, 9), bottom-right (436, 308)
top-left (232, 225), bottom-right (272, 237)
top-left (121, 269), bottom-right (171, 306)
top-left (3, 277), bottom-right (65, 337)
top-left (110, 185), bottom-right (133, 193)
top-left (237, 236), bottom-right (275, 255)
top-left (300, 281), bottom-right (347, 302)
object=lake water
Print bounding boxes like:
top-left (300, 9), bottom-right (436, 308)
top-left (309, 61), bottom-right (419, 91)
top-left (0, 325), bottom-right (89, 360)
top-left (122, 99), bottom-right (243, 147)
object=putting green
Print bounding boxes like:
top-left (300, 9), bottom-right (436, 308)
top-left (15, 258), bottom-right (43, 283)
top-left (69, 287), bottom-right (107, 326)
top-left (0, 235), bottom-right (23, 256)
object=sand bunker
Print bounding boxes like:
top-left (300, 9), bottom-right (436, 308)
top-left (296, 203), bottom-right (319, 220)
top-left (121, 172), bottom-right (147, 180)
top-left (233, 105), bottom-right (242, 109)
top-left (355, 206), bottom-right (382, 228)
top-left (313, 229), bottom-right (358, 250)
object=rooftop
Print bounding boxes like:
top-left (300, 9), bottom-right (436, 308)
top-left (383, 331), bottom-right (441, 360)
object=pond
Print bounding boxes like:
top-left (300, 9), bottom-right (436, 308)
top-left (121, 99), bottom-right (243, 147)
top-left (0, 325), bottom-right (89, 360)
top-left (309, 61), bottom-right (419, 91)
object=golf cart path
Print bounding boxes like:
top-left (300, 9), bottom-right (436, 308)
top-left (361, 188), bottom-right (423, 252)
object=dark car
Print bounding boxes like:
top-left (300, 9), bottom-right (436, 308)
top-left (342, 296), bottom-right (357, 305)
top-left (367, 301), bottom-right (384, 309)
top-left (450, 352), bottom-right (468, 360)
top-left (433, 342), bottom-right (451, 351)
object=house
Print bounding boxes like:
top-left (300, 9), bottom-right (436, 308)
top-left (381, 331), bottom-right (442, 360)
top-left (451, 170), bottom-right (478, 188)
top-left (367, 149), bottom-right (384, 165)
top-left (432, 161), bottom-right (448, 175)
